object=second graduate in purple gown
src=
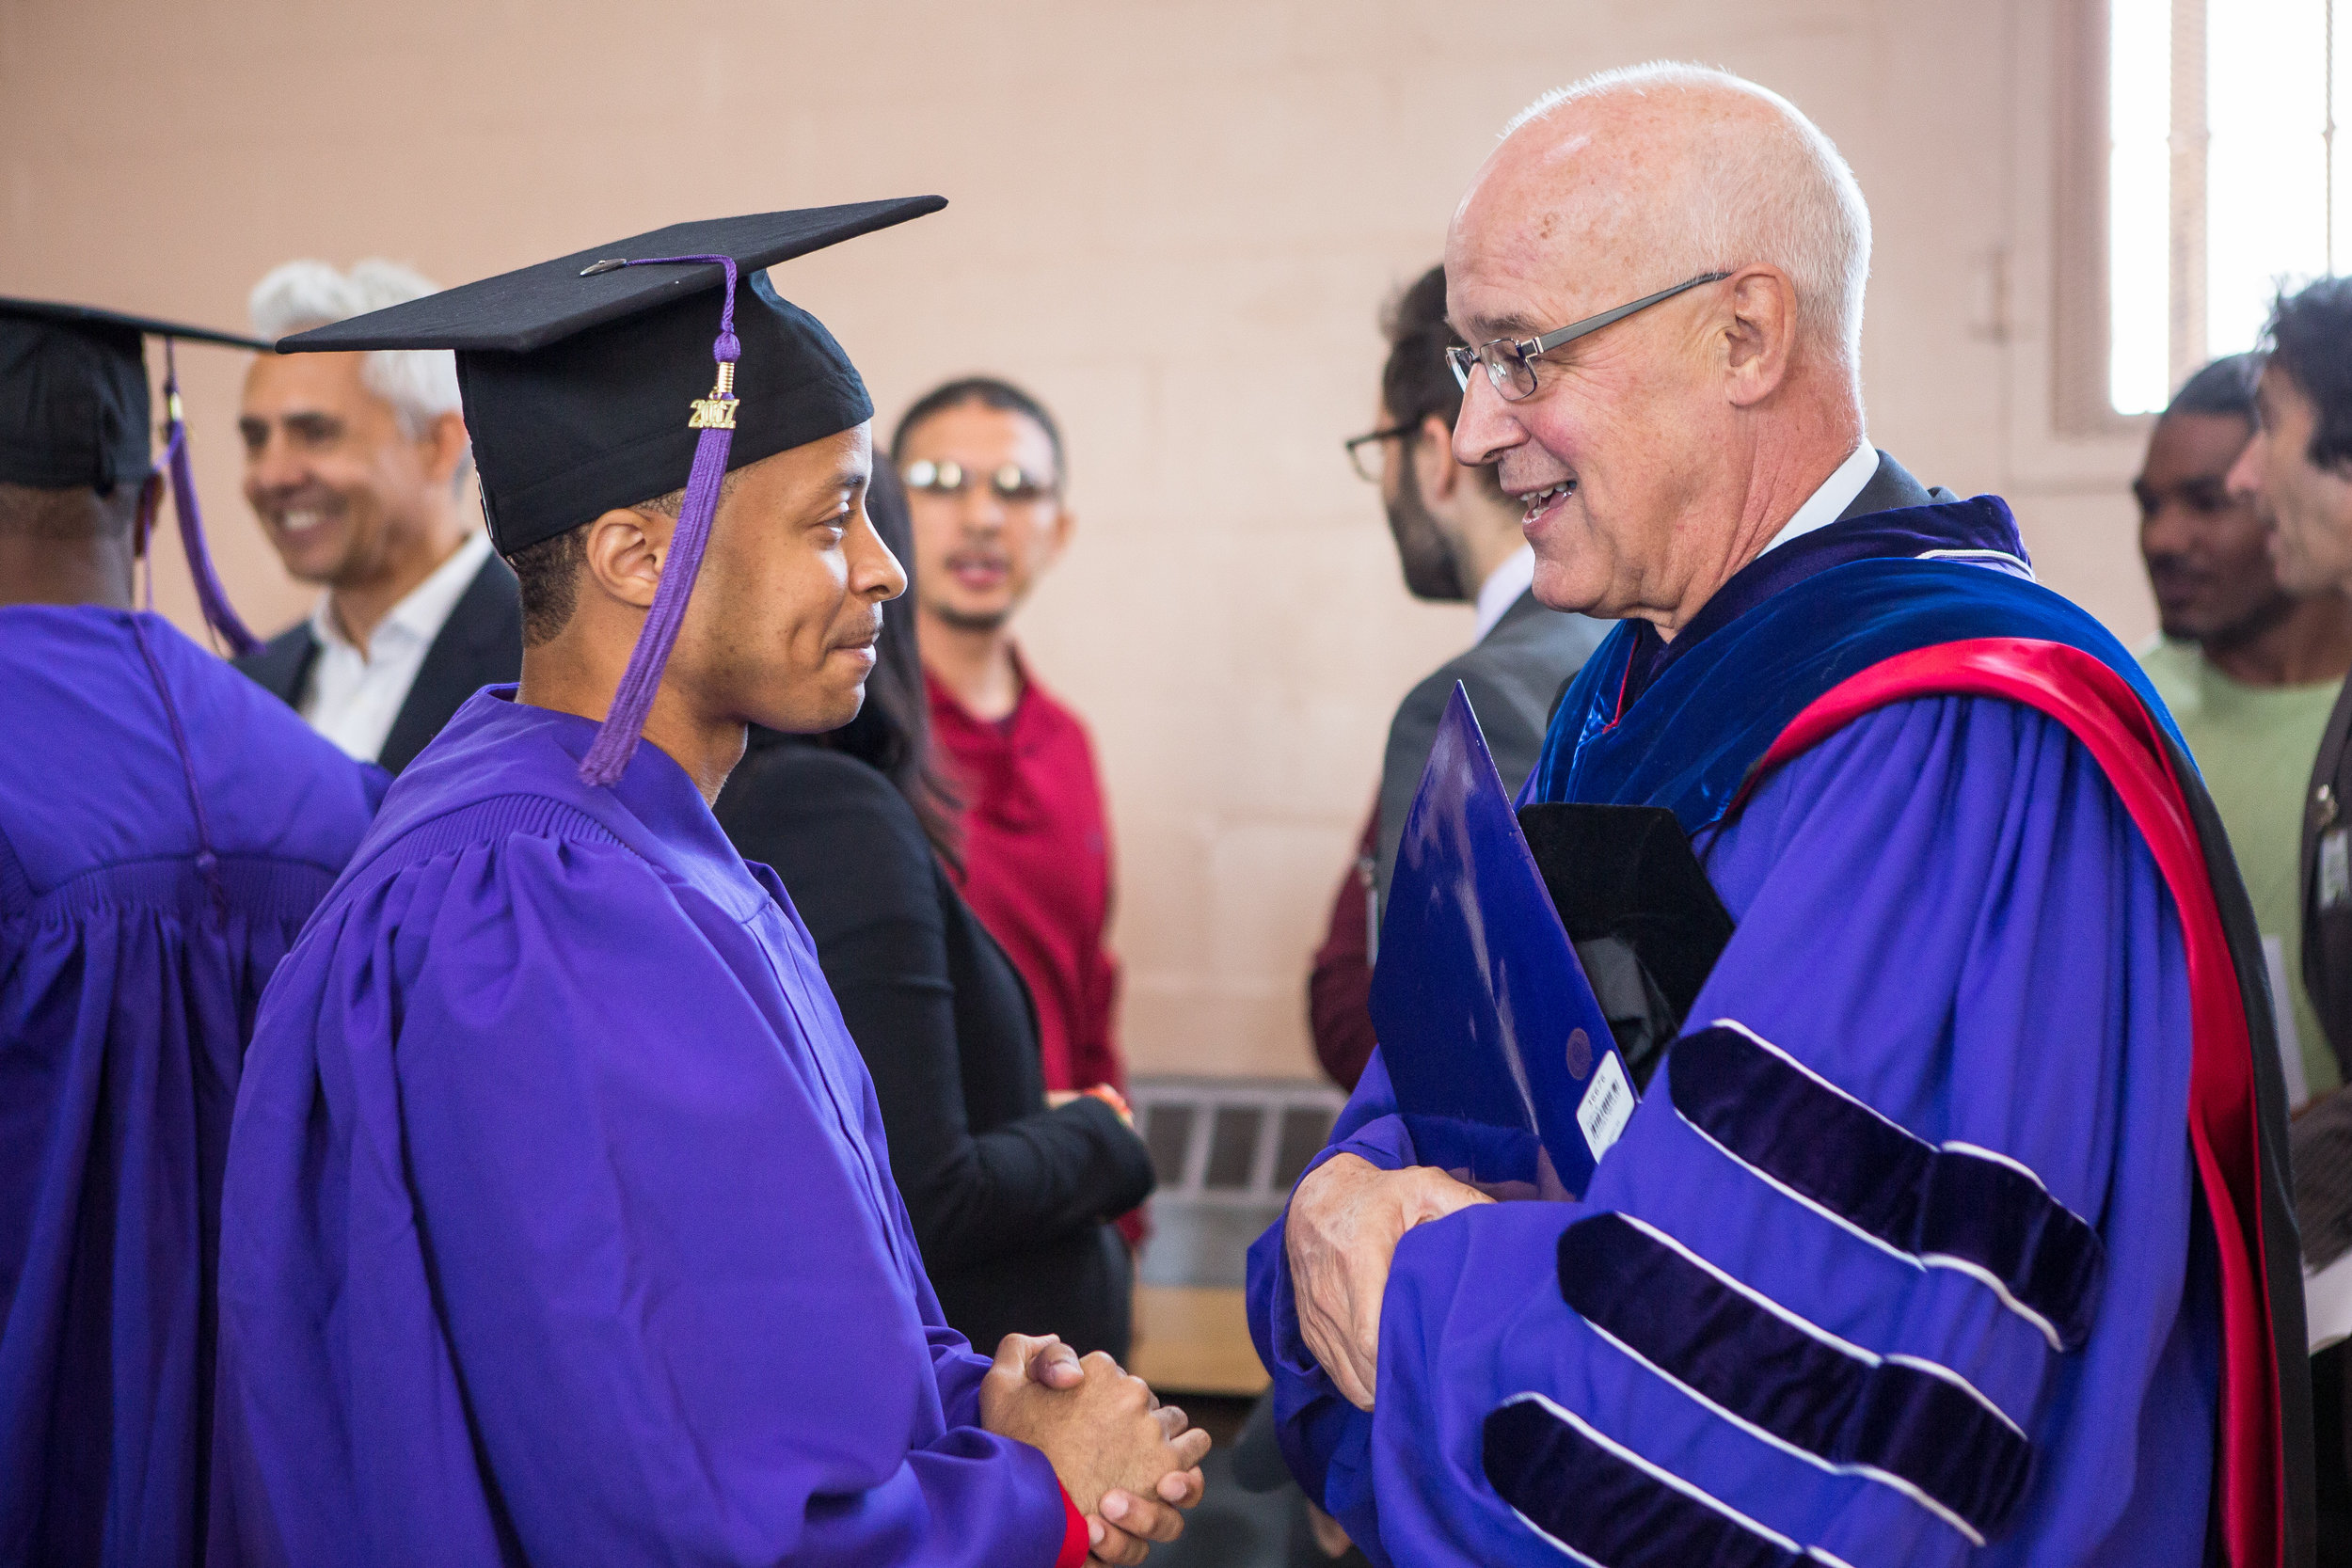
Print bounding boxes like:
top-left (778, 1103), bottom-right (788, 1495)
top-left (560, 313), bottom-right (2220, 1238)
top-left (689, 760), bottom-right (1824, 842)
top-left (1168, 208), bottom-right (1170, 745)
top-left (0, 299), bottom-right (381, 1566)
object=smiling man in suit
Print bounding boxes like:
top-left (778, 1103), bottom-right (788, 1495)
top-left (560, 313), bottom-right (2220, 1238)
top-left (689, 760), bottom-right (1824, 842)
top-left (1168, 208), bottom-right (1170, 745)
top-left (234, 260), bottom-right (521, 772)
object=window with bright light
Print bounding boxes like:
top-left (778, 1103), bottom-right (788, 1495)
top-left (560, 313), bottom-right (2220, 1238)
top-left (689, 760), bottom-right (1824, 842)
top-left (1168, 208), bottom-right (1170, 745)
top-left (2109, 0), bottom-right (2350, 414)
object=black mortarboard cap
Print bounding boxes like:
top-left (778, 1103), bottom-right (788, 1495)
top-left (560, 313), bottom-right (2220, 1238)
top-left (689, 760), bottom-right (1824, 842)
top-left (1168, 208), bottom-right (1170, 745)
top-left (0, 297), bottom-right (265, 491)
top-left (274, 198), bottom-right (944, 555)
top-left (0, 296), bottom-right (269, 652)
top-left (277, 198), bottom-right (945, 784)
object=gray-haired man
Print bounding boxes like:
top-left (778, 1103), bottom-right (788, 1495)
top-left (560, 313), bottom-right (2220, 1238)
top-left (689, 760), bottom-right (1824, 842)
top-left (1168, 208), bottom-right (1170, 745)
top-left (1253, 61), bottom-right (2306, 1567)
top-left (235, 260), bottom-right (520, 772)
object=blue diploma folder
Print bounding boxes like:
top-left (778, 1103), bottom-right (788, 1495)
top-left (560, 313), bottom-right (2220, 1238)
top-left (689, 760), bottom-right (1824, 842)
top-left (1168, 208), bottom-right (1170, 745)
top-left (1367, 684), bottom-right (1635, 1200)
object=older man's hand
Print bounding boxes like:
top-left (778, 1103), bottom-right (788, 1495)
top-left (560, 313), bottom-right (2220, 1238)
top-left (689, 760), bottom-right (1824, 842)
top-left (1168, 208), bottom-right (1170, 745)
top-left (1285, 1154), bottom-right (1493, 1410)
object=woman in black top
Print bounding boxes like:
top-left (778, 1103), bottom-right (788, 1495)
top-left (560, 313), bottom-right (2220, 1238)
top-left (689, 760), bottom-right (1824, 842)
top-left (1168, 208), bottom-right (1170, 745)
top-left (714, 464), bottom-right (1152, 1358)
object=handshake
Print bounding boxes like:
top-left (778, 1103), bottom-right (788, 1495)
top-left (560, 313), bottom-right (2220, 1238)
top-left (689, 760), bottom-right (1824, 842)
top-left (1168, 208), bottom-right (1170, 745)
top-left (980, 1334), bottom-right (1213, 1565)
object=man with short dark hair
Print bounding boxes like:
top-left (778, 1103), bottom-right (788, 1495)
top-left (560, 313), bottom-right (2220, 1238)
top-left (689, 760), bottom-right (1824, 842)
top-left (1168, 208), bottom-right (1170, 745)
top-left (896, 378), bottom-right (1130, 1116)
top-left (2138, 353), bottom-right (2352, 1103)
top-left (2232, 279), bottom-right (2352, 1075)
top-left (1309, 265), bottom-right (1607, 1091)
top-left (2225, 274), bottom-right (2352, 1567)
top-left (210, 208), bottom-right (1206, 1568)
top-left (0, 298), bottom-right (377, 1568)
top-left (1362, 265), bottom-right (1611, 892)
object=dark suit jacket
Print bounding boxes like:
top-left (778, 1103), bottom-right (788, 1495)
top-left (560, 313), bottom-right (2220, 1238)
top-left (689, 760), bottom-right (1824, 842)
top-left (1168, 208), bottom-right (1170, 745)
top-left (2300, 668), bottom-right (2352, 1082)
top-left (713, 736), bottom-right (1156, 1359)
top-left (233, 552), bottom-right (522, 775)
top-left (1375, 590), bottom-right (1610, 897)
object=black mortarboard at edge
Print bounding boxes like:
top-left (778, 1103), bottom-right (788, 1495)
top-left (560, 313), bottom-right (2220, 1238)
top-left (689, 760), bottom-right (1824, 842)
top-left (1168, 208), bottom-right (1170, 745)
top-left (0, 296), bottom-right (268, 653)
top-left (0, 297), bottom-right (270, 352)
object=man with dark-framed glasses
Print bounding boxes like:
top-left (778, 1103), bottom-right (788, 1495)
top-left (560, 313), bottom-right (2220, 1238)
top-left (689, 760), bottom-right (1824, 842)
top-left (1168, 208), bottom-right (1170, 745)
top-left (1308, 263), bottom-right (1607, 1095)
top-left (1250, 60), bottom-right (2309, 1568)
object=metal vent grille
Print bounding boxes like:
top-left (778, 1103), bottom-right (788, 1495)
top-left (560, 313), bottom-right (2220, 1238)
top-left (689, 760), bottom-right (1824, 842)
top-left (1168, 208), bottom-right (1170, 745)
top-left (1129, 1077), bottom-right (1344, 1290)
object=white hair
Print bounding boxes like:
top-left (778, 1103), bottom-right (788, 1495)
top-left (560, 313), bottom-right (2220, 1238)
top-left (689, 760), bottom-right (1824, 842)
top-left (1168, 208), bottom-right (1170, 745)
top-left (1503, 62), bottom-right (1872, 372)
top-left (249, 259), bottom-right (466, 445)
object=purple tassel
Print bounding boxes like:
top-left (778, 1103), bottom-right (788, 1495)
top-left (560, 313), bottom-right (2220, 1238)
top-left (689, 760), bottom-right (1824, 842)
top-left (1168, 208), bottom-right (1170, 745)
top-left (159, 340), bottom-right (262, 656)
top-left (577, 254), bottom-right (743, 787)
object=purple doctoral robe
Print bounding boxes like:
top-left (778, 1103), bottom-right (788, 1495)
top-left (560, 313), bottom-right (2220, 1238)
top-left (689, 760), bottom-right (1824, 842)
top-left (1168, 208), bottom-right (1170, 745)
top-left (1248, 506), bottom-right (2249, 1564)
top-left (1258, 701), bottom-right (2212, 1566)
top-left (208, 688), bottom-right (1073, 1567)
top-left (0, 604), bottom-right (378, 1567)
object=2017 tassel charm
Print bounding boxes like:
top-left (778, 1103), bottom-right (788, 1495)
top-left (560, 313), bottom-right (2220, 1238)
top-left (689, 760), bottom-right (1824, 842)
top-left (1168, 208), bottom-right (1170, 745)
top-left (689, 361), bottom-right (738, 430)
top-left (575, 252), bottom-right (743, 787)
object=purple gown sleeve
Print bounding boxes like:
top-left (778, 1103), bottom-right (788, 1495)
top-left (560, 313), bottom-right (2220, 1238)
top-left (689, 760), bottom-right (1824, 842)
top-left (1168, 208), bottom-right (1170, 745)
top-left (213, 834), bottom-right (1067, 1568)
top-left (1247, 697), bottom-right (2213, 1567)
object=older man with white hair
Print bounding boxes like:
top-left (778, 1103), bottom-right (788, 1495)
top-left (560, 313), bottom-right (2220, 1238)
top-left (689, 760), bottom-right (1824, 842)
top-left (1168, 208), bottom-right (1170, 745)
top-left (235, 260), bottom-right (520, 772)
top-left (1248, 63), bottom-right (2310, 1567)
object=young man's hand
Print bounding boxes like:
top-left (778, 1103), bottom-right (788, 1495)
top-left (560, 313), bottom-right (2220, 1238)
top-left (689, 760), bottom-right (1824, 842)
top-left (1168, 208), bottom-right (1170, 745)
top-left (981, 1336), bottom-right (1211, 1562)
top-left (1087, 1451), bottom-right (1206, 1565)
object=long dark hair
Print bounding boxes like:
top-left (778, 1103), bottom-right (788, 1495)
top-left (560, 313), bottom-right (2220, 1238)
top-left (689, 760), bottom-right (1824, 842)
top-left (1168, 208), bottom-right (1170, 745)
top-left (815, 458), bottom-right (962, 863)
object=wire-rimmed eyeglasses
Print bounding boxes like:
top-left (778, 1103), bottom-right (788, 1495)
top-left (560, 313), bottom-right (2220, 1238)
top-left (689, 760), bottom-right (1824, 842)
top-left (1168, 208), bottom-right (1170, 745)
top-left (1446, 272), bottom-right (1732, 402)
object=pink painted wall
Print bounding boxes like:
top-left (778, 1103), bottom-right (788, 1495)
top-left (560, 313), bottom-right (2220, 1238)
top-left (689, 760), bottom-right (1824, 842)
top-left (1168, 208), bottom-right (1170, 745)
top-left (0, 0), bottom-right (2152, 1079)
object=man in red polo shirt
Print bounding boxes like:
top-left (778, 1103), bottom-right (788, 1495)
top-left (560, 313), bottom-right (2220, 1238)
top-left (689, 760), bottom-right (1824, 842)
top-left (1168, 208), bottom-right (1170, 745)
top-left (897, 378), bottom-right (1126, 1111)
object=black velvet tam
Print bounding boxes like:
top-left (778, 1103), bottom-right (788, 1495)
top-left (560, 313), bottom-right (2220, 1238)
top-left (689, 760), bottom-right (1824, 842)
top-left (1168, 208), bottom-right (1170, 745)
top-left (272, 199), bottom-right (946, 554)
top-left (1518, 801), bottom-right (1736, 1085)
top-left (0, 297), bottom-right (266, 491)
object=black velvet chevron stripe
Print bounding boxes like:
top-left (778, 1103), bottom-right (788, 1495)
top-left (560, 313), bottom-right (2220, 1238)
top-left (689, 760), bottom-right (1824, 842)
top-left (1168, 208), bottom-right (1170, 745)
top-left (1484, 1395), bottom-right (1812, 1568)
top-left (1668, 1023), bottom-right (2106, 1349)
top-left (1555, 1212), bottom-right (2034, 1543)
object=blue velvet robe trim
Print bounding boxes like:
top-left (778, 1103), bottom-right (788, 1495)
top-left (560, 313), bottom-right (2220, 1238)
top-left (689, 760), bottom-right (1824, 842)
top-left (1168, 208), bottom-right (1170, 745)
top-left (1483, 1395), bottom-right (1821, 1568)
top-left (1545, 1212), bottom-right (2034, 1542)
top-left (1669, 1024), bottom-right (2106, 1351)
top-left (1528, 499), bottom-right (2184, 833)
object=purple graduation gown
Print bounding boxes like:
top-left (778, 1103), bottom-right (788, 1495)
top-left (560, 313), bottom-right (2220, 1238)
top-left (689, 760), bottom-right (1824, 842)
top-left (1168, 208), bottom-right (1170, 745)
top-left (208, 688), bottom-right (1074, 1567)
top-left (0, 604), bottom-right (378, 1567)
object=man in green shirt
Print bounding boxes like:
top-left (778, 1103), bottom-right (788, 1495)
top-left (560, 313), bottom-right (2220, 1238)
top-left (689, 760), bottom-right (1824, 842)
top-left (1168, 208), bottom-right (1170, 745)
top-left (2139, 352), bottom-right (2352, 1101)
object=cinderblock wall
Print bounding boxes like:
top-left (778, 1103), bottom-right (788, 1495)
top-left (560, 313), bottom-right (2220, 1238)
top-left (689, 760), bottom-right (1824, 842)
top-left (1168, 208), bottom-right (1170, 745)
top-left (0, 0), bottom-right (2150, 1080)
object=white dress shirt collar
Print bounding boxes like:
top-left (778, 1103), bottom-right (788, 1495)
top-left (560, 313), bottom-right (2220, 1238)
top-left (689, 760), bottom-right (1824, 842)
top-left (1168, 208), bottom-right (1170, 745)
top-left (1471, 544), bottom-right (1537, 644)
top-left (1757, 441), bottom-right (1879, 559)
top-left (310, 529), bottom-right (491, 662)
top-left (300, 531), bottom-right (493, 762)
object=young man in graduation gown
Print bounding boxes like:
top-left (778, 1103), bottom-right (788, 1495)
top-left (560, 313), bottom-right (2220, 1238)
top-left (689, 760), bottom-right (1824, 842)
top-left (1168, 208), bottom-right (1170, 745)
top-left (0, 299), bottom-right (380, 1565)
top-left (209, 202), bottom-right (1209, 1568)
top-left (1248, 66), bottom-right (2312, 1567)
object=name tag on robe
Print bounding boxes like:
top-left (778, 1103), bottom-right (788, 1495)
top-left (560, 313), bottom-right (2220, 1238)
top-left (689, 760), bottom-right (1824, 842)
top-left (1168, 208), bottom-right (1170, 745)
top-left (1369, 684), bottom-right (1634, 1199)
